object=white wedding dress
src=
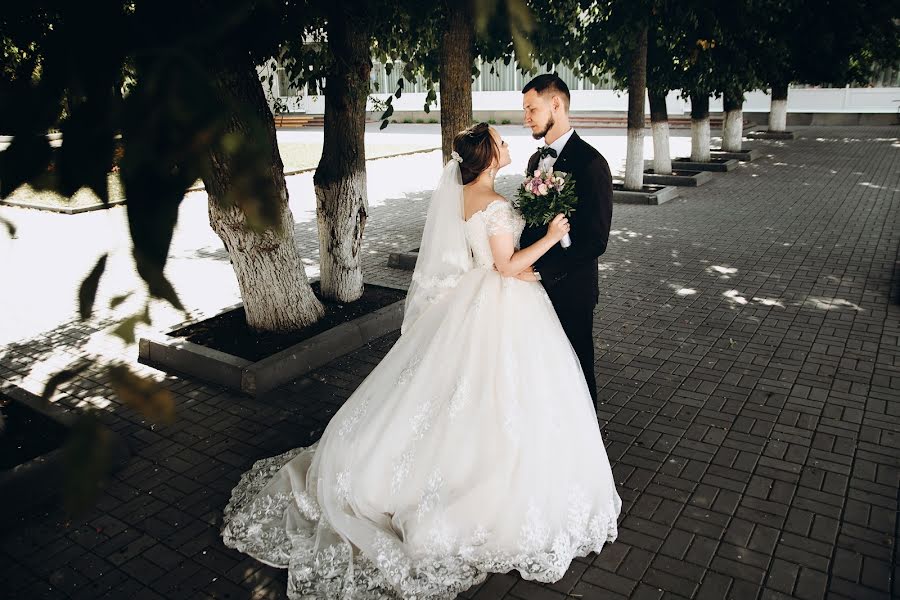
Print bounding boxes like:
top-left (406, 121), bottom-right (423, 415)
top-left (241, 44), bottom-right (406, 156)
top-left (222, 183), bottom-right (621, 599)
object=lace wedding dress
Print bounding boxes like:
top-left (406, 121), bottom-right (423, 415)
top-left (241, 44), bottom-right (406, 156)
top-left (222, 192), bottom-right (621, 599)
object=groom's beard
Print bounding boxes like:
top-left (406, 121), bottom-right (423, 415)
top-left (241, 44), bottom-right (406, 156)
top-left (532, 115), bottom-right (555, 140)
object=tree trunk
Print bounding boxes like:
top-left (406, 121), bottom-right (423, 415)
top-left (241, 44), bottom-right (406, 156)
top-left (649, 88), bottom-right (671, 175)
top-left (690, 92), bottom-right (710, 162)
top-left (769, 80), bottom-right (788, 132)
top-left (624, 22), bottom-right (648, 191)
top-left (204, 60), bottom-right (324, 331)
top-left (439, 0), bottom-right (474, 163)
top-left (313, 1), bottom-right (372, 302)
top-left (722, 90), bottom-right (743, 152)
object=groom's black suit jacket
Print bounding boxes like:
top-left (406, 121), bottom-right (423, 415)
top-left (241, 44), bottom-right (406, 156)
top-left (519, 132), bottom-right (613, 307)
top-left (519, 132), bottom-right (613, 401)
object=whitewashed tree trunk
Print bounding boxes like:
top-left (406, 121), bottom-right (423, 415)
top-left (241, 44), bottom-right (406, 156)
top-left (315, 174), bottom-right (367, 300)
top-left (690, 92), bottom-right (711, 162)
top-left (649, 89), bottom-right (671, 174)
top-left (722, 110), bottom-right (743, 151)
top-left (314, 1), bottom-right (372, 302)
top-left (624, 21), bottom-right (648, 191)
top-left (769, 81), bottom-right (788, 131)
top-left (625, 128), bottom-right (645, 189)
top-left (691, 119), bottom-right (711, 162)
top-left (769, 101), bottom-right (787, 131)
top-left (204, 59), bottom-right (324, 332)
top-left (209, 199), bottom-right (324, 330)
top-left (722, 90), bottom-right (744, 152)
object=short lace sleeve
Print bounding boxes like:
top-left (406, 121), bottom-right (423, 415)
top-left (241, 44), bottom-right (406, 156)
top-left (483, 201), bottom-right (520, 236)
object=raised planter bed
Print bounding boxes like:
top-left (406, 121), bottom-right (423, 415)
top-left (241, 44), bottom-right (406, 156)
top-left (387, 248), bottom-right (419, 271)
top-left (612, 183), bottom-right (679, 205)
top-left (0, 385), bottom-right (130, 524)
top-left (745, 130), bottom-right (795, 140)
top-left (657, 157), bottom-right (739, 172)
top-left (642, 169), bottom-right (713, 187)
top-left (710, 148), bottom-right (761, 162)
top-left (139, 280), bottom-right (408, 396)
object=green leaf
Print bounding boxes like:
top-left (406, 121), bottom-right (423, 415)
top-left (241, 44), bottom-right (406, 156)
top-left (381, 105), bottom-right (394, 120)
top-left (111, 303), bottom-right (151, 344)
top-left (0, 133), bottom-right (53, 199)
top-left (78, 254), bottom-right (108, 320)
top-left (0, 216), bottom-right (16, 238)
top-left (109, 292), bottom-right (133, 309)
top-left (108, 364), bottom-right (175, 424)
top-left (63, 412), bottom-right (112, 515)
top-left (42, 361), bottom-right (92, 402)
top-left (111, 314), bottom-right (140, 344)
top-left (380, 119), bottom-right (389, 130)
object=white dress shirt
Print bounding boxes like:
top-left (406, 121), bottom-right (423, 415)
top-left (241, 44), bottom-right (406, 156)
top-left (539, 127), bottom-right (576, 172)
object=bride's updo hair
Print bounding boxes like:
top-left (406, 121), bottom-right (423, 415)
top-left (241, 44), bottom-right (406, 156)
top-left (453, 122), bottom-right (498, 185)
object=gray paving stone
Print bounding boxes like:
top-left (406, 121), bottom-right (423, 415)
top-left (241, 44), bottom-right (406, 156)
top-left (1, 126), bottom-right (899, 600)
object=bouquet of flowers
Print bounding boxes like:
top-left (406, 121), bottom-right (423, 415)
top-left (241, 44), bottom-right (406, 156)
top-left (514, 168), bottom-right (578, 248)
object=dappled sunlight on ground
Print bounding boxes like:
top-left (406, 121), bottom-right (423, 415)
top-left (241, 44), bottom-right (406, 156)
top-left (706, 265), bottom-right (738, 279)
top-left (803, 297), bottom-right (865, 311)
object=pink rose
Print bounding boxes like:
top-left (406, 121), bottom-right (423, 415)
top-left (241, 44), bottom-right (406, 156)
top-left (538, 183), bottom-right (548, 195)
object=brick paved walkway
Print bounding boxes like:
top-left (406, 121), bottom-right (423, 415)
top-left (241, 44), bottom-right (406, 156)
top-left (1, 126), bottom-right (898, 600)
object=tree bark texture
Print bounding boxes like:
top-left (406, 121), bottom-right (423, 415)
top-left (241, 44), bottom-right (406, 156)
top-left (769, 81), bottom-right (789, 132)
top-left (690, 92), bottom-right (711, 162)
top-left (439, 0), bottom-right (474, 163)
top-left (624, 22), bottom-right (648, 191)
top-left (649, 88), bottom-right (671, 175)
top-left (204, 59), bottom-right (324, 332)
top-left (313, 0), bottom-right (372, 302)
top-left (722, 90), bottom-right (743, 152)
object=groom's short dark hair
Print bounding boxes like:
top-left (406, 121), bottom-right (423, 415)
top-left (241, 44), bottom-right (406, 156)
top-left (522, 74), bottom-right (570, 111)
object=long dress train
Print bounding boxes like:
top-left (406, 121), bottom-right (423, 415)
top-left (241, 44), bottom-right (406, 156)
top-left (221, 199), bottom-right (621, 599)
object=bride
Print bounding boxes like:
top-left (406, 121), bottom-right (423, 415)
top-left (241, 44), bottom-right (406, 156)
top-left (221, 123), bottom-right (621, 599)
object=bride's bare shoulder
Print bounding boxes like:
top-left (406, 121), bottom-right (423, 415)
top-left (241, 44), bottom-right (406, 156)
top-left (464, 189), bottom-right (508, 220)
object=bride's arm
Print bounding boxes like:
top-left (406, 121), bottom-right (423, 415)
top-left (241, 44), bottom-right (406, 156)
top-left (489, 214), bottom-right (569, 277)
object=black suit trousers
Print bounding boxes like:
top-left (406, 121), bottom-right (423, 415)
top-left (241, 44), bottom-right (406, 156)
top-left (547, 288), bottom-right (597, 402)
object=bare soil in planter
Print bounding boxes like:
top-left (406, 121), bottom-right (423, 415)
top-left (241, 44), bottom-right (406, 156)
top-left (169, 283), bottom-right (407, 362)
top-left (674, 157), bottom-right (731, 165)
top-left (613, 182), bottom-right (669, 192)
top-left (0, 395), bottom-right (68, 470)
top-left (644, 169), bottom-right (702, 176)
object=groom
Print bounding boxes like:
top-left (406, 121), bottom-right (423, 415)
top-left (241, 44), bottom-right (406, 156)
top-left (519, 74), bottom-right (613, 402)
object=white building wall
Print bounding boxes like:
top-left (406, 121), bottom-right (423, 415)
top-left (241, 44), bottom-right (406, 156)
top-left (300, 87), bottom-right (900, 116)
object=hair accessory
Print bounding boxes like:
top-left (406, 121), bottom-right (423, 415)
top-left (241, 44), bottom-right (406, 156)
top-left (450, 151), bottom-right (463, 163)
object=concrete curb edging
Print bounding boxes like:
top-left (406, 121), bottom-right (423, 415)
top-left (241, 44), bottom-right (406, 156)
top-left (642, 169), bottom-right (713, 187)
top-left (711, 148), bottom-right (762, 162)
top-left (387, 248), bottom-right (420, 271)
top-left (0, 385), bottom-right (131, 524)
top-left (0, 198), bottom-right (128, 215)
top-left (746, 130), bottom-right (796, 140)
top-left (661, 158), bottom-right (739, 172)
top-left (138, 280), bottom-right (408, 397)
top-left (612, 184), bottom-right (680, 205)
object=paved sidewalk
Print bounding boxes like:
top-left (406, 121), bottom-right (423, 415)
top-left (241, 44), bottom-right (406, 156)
top-left (1, 126), bottom-right (898, 600)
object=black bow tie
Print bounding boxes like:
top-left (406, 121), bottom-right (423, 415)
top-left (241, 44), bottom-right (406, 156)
top-left (538, 146), bottom-right (558, 159)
